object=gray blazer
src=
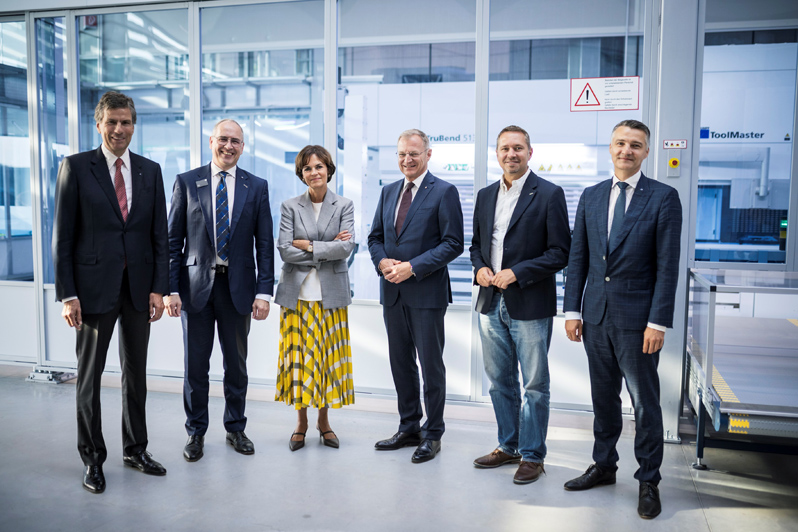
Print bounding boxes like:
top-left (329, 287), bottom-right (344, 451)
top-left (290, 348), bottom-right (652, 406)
top-left (274, 189), bottom-right (355, 310)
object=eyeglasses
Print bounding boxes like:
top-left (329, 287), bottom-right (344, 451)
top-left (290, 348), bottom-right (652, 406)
top-left (397, 151), bottom-right (426, 159)
top-left (215, 136), bottom-right (242, 148)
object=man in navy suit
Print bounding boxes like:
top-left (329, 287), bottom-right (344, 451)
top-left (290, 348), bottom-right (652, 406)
top-left (53, 91), bottom-right (169, 493)
top-left (563, 120), bottom-right (682, 519)
top-left (165, 119), bottom-right (274, 461)
top-left (368, 129), bottom-right (464, 463)
top-left (470, 126), bottom-right (570, 484)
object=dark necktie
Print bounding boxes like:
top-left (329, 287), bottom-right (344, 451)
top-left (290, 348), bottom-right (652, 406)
top-left (395, 181), bottom-right (414, 235)
top-left (609, 181), bottom-right (629, 248)
top-left (216, 171), bottom-right (230, 261)
top-left (114, 158), bottom-right (128, 222)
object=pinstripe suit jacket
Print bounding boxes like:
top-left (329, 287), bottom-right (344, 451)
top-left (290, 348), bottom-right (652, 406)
top-left (563, 173), bottom-right (682, 330)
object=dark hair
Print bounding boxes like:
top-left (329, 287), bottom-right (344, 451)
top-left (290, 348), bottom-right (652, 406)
top-left (497, 125), bottom-right (530, 149)
top-left (94, 91), bottom-right (137, 125)
top-left (612, 119), bottom-right (650, 148)
top-left (295, 145), bottom-right (335, 183)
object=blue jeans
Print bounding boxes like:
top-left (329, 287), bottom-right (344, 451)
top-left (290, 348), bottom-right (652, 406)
top-left (479, 294), bottom-right (552, 462)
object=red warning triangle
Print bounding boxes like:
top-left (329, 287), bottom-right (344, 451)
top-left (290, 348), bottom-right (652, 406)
top-left (574, 83), bottom-right (601, 107)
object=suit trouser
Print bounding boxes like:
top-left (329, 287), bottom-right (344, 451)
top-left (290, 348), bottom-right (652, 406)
top-left (583, 312), bottom-right (663, 484)
top-left (76, 270), bottom-right (151, 466)
top-left (182, 271), bottom-right (251, 436)
top-left (383, 293), bottom-right (447, 441)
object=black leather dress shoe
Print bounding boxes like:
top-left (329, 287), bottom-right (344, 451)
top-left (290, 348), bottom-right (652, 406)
top-left (411, 439), bottom-right (441, 463)
top-left (563, 463), bottom-right (616, 491)
top-left (183, 435), bottom-right (204, 462)
top-left (123, 451), bottom-right (167, 476)
top-left (374, 431), bottom-right (422, 451)
top-left (638, 482), bottom-right (662, 519)
top-left (226, 431), bottom-right (255, 455)
top-left (83, 465), bottom-right (105, 494)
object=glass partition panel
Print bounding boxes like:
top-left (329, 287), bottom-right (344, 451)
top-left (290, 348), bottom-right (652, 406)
top-left (77, 9), bottom-right (190, 201)
top-left (339, 0), bottom-right (477, 302)
top-left (0, 20), bottom-right (32, 281)
top-left (489, 0), bottom-right (645, 308)
top-left (36, 17), bottom-right (68, 285)
top-left (200, 0), bottom-right (325, 282)
top-left (696, 2), bottom-right (798, 264)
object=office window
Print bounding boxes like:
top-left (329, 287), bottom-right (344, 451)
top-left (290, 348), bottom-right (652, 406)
top-left (339, 0), bottom-right (476, 302)
top-left (0, 20), bottom-right (30, 281)
top-left (77, 9), bottom-right (190, 197)
top-left (696, 12), bottom-right (798, 262)
top-left (36, 17), bottom-right (68, 285)
top-left (200, 1), bottom-right (325, 279)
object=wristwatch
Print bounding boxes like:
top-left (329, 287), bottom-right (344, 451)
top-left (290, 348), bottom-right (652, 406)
top-left (307, 243), bottom-right (313, 253)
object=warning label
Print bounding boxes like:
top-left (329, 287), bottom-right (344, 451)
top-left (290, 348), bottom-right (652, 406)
top-left (570, 76), bottom-right (639, 112)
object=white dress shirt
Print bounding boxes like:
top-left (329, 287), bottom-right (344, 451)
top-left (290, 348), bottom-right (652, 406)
top-left (101, 144), bottom-right (133, 211)
top-left (490, 168), bottom-right (530, 274)
top-left (565, 170), bottom-right (665, 331)
top-left (298, 201), bottom-right (323, 302)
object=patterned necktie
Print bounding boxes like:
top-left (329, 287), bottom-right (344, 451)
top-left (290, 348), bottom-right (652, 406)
top-left (609, 181), bottom-right (629, 248)
top-left (216, 171), bottom-right (230, 261)
top-left (395, 181), bottom-right (414, 235)
top-left (114, 158), bottom-right (128, 222)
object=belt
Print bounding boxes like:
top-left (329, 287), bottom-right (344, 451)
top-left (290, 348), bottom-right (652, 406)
top-left (213, 265), bottom-right (228, 274)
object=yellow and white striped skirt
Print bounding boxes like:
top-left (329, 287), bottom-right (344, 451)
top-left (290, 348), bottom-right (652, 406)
top-left (275, 300), bottom-right (354, 409)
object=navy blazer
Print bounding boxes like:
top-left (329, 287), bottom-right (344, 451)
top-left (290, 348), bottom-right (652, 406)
top-left (167, 164), bottom-right (274, 315)
top-left (563, 173), bottom-right (682, 330)
top-left (470, 172), bottom-right (571, 320)
top-left (53, 146), bottom-right (169, 315)
top-left (368, 172), bottom-right (464, 309)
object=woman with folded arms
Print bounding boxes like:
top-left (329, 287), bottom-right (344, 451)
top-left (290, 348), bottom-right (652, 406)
top-left (274, 145), bottom-right (355, 451)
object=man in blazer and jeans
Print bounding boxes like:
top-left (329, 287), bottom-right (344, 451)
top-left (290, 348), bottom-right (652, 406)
top-left (53, 91), bottom-right (169, 493)
top-left (470, 125), bottom-right (570, 485)
top-left (166, 119), bottom-right (274, 461)
top-left (563, 120), bottom-right (682, 519)
top-left (368, 129), bottom-right (464, 463)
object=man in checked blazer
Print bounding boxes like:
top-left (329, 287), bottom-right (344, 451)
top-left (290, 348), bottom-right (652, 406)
top-left (165, 119), bottom-right (274, 462)
top-left (563, 120), bottom-right (682, 519)
top-left (368, 128), bottom-right (464, 463)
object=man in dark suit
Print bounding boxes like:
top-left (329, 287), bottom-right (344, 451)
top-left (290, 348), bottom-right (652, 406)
top-left (470, 125), bottom-right (570, 484)
top-left (165, 119), bottom-right (274, 462)
top-left (563, 120), bottom-right (682, 519)
top-left (53, 91), bottom-right (169, 494)
top-left (368, 128), bottom-right (464, 463)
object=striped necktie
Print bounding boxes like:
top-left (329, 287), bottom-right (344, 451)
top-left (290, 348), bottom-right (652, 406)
top-left (216, 171), bottom-right (230, 261)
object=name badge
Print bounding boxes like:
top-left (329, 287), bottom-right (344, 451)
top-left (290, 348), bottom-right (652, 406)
top-left (197, 179), bottom-right (209, 188)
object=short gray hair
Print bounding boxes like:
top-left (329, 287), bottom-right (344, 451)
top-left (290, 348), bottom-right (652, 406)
top-left (212, 118), bottom-right (245, 141)
top-left (94, 91), bottom-right (136, 125)
top-left (398, 129), bottom-right (430, 151)
top-left (612, 119), bottom-right (650, 148)
top-left (497, 125), bottom-right (530, 149)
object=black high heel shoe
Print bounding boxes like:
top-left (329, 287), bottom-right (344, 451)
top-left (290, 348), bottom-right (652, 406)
top-left (289, 431), bottom-right (306, 452)
top-left (316, 425), bottom-right (339, 449)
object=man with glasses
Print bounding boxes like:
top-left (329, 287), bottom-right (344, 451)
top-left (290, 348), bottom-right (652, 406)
top-left (165, 119), bottom-right (274, 462)
top-left (470, 125), bottom-right (570, 484)
top-left (368, 129), bottom-right (464, 463)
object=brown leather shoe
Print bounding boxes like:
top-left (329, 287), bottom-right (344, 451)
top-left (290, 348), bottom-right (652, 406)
top-left (473, 449), bottom-right (522, 469)
top-left (513, 461), bottom-right (545, 484)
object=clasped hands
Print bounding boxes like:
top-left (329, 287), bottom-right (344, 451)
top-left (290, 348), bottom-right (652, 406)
top-left (476, 266), bottom-right (517, 291)
top-left (379, 258), bottom-right (414, 284)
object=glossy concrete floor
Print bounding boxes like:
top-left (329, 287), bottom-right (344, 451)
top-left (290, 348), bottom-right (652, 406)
top-left (1, 364), bottom-right (797, 532)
